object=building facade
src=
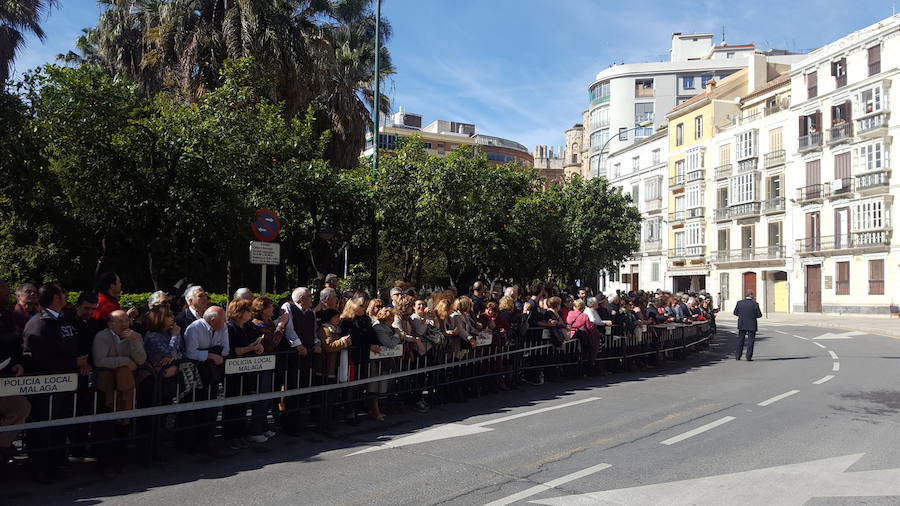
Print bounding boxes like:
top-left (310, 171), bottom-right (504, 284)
top-left (788, 15), bottom-right (900, 314)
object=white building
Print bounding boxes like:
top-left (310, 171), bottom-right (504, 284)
top-left (586, 33), bottom-right (804, 180)
top-left (604, 130), bottom-right (668, 293)
top-left (787, 14), bottom-right (900, 314)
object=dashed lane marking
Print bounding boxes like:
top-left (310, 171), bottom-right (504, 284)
top-left (833, 362), bottom-right (840, 372)
top-left (660, 416), bottom-right (737, 446)
top-left (813, 342), bottom-right (827, 349)
top-left (758, 390), bottom-right (800, 407)
top-left (814, 375), bottom-right (835, 385)
top-left (828, 350), bottom-right (839, 360)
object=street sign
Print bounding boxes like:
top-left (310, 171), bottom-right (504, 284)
top-left (250, 208), bottom-right (281, 242)
top-left (1, 373), bottom-right (78, 397)
top-left (225, 355), bottom-right (276, 375)
top-left (249, 241), bottom-right (280, 265)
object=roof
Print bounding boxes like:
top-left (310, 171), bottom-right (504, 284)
top-left (739, 73), bottom-right (790, 105)
top-left (712, 43), bottom-right (755, 50)
top-left (608, 129), bottom-right (667, 158)
top-left (668, 68), bottom-right (748, 116)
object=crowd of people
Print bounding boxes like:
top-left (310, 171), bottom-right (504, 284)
top-left (0, 273), bottom-right (717, 482)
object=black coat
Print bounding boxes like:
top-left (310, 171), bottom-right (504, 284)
top-left (22, 309), bottom-right (79, 374)
top-left (733, 298), bottom-right (763, 331)
top-left (175, 309), bottom-right (198, 335)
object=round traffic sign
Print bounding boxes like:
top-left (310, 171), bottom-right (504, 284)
top-left (251, 208), bottom-right (281, 242)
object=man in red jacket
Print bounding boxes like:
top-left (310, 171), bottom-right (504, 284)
top-left (91, 272), bottom-right (122, 326)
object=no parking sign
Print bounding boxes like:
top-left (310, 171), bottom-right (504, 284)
top-left (250, 209), bottom-right (281, 242)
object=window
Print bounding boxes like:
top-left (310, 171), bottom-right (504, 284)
top-left (768, 175), bottom-right (782, 199)
top-left (591, 129), bottom-right (610, 150)
top-left (694, 115), bottom-right (704, 139)
top-left (859, 142), bottom-right (885, 172)
top-left (685, 147), bottom-right (704, 171)
top-left (590, 155), bottom-right (602, 178)
top-left (834, 152), bottom-right (851, 180)
top-left (619, 127), bottom-right (628, 141)
top-left (589, 81), bottom-right (611, 104)
top-left (590, 106), bottom-right (610, 128)
top-left (719, 143), bottom-right (731, 165)
top-left (651, 262), bottom-right (660, 282)
top-left (856, 86), bottom-right (883, 115)
top-left (683, 76), bottom-right (695, 89)
top-left (718, 228), bottom-right (730, 252)
top-left (736, 130), bottom-right (757, 159)
top-left (676, 123), bottom-right (684, 146)
top-left (612, 163), bottom-right (621, 178)
top-left (831, 58), bottom-right (847, 88)
top-left (806, 71), bottom-right (817, 99)
top-left (377, 134), bottom-right (397, 150)
top-left (631, 183), bottom-right (639, 203)
top-left (720, 273), bottom-right (729, 301)
top-left (836, 261), bottom-right (850, 295)
top-left (718, 186), bottom-right (729, 208)
top-left (768, 127), bottom-right (783, 152)
top-left (868, 44), bottom-right (881, 76)
top-left (645, 218), bottom-right (662, 241)
top-left (686, 222), bottom-right (703, 246)
top-left (799, 112), bottom-right (821, 136)
top-left (831, 101), bottom-right (851, 126)
top-left (632, 156), bottom-right (640, 171)
top-left (768, 221), bottom-right (783, 246)
top-left (686, 184), bottom-right (702, 209)
top-left (423, 142), bottom-right (433, 149)
top-left (726, 52), bottom-right (735, 59)
top-left (635, 79), bottom-right (654, 97)
top-left (869, 259), bottom-right (885, 295)
top-left (730, 173), bottom-right (755, 204)
top-left (675, 159), bottom-right (685, 178)
top-left (645, 176), bottom-right (662, 201)
top-left (635, 102), bottom-right (654, 123)
top-left (853, 200), bottom-right (885, 231)
top-left (701, 75), bottom-right (713, 88)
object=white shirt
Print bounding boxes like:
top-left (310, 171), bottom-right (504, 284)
top-left (279, 301), bottom-right (320, 348)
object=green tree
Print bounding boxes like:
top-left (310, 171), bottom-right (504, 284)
top-left (0, 0), bottom-right (58, 83)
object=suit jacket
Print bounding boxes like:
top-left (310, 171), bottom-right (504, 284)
top-left (733, 298), bottom-right (763, 331)
top-left (22, 309), bottom-right (79, 374)
top-left (175, 308), bottom-right (199, 335)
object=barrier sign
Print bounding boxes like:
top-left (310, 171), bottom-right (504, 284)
top-left (0, 373), bottom-right (78, 397)
top-left (476, 332), bottom-right (493, 346)
top-left (225, 355), bottom-right (276, 375)
top-left (370, 345), bottom-right (403, 360)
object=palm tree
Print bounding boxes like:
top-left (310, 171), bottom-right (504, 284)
top-left (318, 0), bottom-right (394, 169)
top-left (57, 28), bottom-right (100, 65)
top-left (92, 0), bottom-right (166, 93)
top-left (0, 0), bottom-right (58, 83)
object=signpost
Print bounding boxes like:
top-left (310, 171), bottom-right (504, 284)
top-left (249, 209), bottom-right (281, 294)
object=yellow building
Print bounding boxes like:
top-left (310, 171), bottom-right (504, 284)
top-left (665, 70), bottom-right (747, 292)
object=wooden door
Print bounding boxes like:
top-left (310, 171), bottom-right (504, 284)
top-left (631, 272), bottom-right (639, 293)
top-left (806, 265), bottom-right (822, 312)
top-left (742, 272), bottom-right (757, 298)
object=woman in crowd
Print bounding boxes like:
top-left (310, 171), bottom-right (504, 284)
top-left (339, 297), bottom-right (378, 424)
top-left (223, 299), bottom-right (267, 447)
top-left (369, 308), bottom-right (401, 420)
top-left (138, 305), bottom-right (181, 461)
top-left (448, 296), bottom-right (481, 398)
top-left (477, 301), bottom-right (510, 391)
top-left (560, 295), bottom-right (575, 322)
top-left (566, 299), bottom-right (601, 376)
top-left (393, 295), bottom-right (426, 357)
top-left (367, 298), bottom-right (384, 325)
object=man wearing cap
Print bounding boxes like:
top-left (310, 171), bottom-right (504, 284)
top-left (734, 290), bottom-right (763, 361)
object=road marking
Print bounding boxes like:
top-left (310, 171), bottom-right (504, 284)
top-left (472, 397), bottom-right (599, 427)
top-left (828, 350), bottom-right (839, 360)
top-left (775, 330), bottom-right (789, 335)
top-left (758, 390), bottom-right (800, 407)
top-left (833, 362), bottom-right (840, 371)
top-left (814, 331), bottom-right (863, 340)
top-left (483, 462), bottom-right (612, 506)
top-left (814, 375), bottom-right (835, 385)
top-left (813, 342), bottom-right (827, 349)
top-left (531, 454), bottom-right (900, 505)
top-left (347, 397), bottom-right (601, 456)
top-left (660, 416), bottom-right (736, 446)
top-left (793, 334), bottom-right (810, 340)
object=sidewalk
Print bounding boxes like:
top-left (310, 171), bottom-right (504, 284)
top-left (716, 312), bottom-right (900, 339)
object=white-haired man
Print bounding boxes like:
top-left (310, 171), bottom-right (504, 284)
top-left (278, 288), bottom-right (319, 435)
top-left (175, 285), bottom-right (210, 333)
top-left (233, 287), bottom-right (253, 301)
top-left (180, 306), bottom-right (229, 453)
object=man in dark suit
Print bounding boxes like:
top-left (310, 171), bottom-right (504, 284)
top-left (733, 290), bottom-right (763, 361)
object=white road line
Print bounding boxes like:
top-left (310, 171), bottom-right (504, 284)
top-left (828, 350), bottom-right (839, 360)
top-left (813, 342), bottom-right (826, 348)
top-left (660, 416), bottom-right (736, 446)
top-left (758, 390), bottom-right (800, 407)
top-left (814, 375), bottom-right (835, 385)
top-left (833, 362), bottom-right (840, 372)
top-left (775, 330), bottom-right (789, 335)
top-left (472, 397), bottom-right (600, 427)
top-left (483, 462), bottom-right (612, 506)
top-left (792, 334), bottom-right (810, 340)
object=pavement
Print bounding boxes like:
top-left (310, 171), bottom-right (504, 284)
top-left (6, 321), bottom-right (900, 505)
top-left (717, 311), bottom-right (900, 338)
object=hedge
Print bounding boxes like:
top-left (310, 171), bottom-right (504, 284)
top-left (66, 291), bottom-right (294, 311)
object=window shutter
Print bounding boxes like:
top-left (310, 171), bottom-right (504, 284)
top-left (814, 111), bottom-right (822, 131)
top-left (843, 100), bottom-right (852, 120)
top-left (799, 115), bottom-right (807, 136)
top-left (835, 152), bottom-right (851, 180)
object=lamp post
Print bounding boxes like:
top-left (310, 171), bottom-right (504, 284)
top-left (370, 0), bottom-right (382, 297)
top-left (594, 120), bottom-right (654, 179)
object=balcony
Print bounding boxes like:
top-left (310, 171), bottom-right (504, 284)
top-left (761, 197), bottom-right (786, 214)
top-left (669, 246), bottom-right (706, 259)
top-left (795, 231), bottom-right (892, 255)
top-left (644, 196), bottom-right (663, 212)
top-left (764, 102), bottom-right (785, 116)
top-left (686, 169), bottom-right (705, 183)
top-left (797, 184), bottom-right (824, 203)
top-left (669, 174), bottom-right (685, 188)
top-left (713, 245), bottom-right (786, 264)
top-left (729, 201), bottom-right (761, 219)
top-left (798, 132), bottom-right (823, 152)
top-left (763, 150), bottom-right (786, 169)
top-left (737, 158), bottom-right (758, 173)
top-left (856, 111), bottom-right (888, 137)
top-left (669, 210), bottom-right (685, 223)
top-left (827, 122), bottom-right (853, 145)
top-left (856, 170), bottom-right (890, 192)
top-left (643, 239), bottom-right (662, 254)
top-left (686, 206), bottom-right (705, 219)
top-left (714, 163), bottom-right (732, 180)
top-left (824, 178), bottom-right (853, 199)
top-left (714, 207), bottom-right (730, 222)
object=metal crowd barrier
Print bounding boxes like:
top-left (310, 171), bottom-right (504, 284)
top-left (0, 320), bottom-right (714, 462)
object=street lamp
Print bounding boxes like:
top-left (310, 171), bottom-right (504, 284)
top-left (370, 0), bottom-right (382, 297)
top-left (594, 120), bottom-right (654, 179)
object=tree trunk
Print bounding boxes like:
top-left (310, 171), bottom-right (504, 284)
top-left (147, 249), bottom-right (159, 291)
top-left (94, 233), bottom-right (108, 278)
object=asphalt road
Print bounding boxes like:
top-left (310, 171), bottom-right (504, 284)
top-left (7, 321), bottom-right (900, 505)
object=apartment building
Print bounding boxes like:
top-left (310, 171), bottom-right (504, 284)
top-left (364, 110), bottom-right (533, 165)
top-left (710, 55), bottom-right (793, 314)
top-left (585, 34), bottom-right (803, 180)
top-left (604, 130), bottom-right (669, 293)
top-left (789, 15), bottom-right (900, 314)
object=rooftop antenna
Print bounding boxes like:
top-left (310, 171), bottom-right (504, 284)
top-left (722, 25), bottom-right (726, 45)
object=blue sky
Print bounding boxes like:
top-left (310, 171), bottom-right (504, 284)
top-left (12, 0), bottom-right (899, 149)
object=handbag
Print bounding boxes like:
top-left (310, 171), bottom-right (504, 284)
top-left (176, 361), bottom-right (204, 400)
top-left (423, 325), bottom-right (446, 346)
